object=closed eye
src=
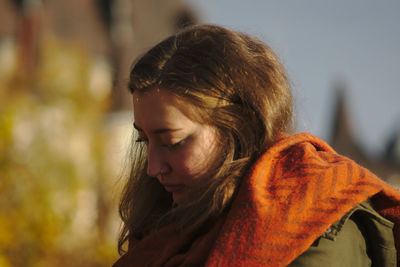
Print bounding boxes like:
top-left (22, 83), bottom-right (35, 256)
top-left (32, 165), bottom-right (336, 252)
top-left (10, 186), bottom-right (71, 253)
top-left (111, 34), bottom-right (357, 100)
top-left (162, 139), bottom-right (185, 150)
top-left (135, 137), bottom-right (148, 144)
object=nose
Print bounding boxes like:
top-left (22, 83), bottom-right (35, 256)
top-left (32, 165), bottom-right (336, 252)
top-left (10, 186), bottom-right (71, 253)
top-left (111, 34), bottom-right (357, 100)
top-left (146, 145), bottom-right (170, 177)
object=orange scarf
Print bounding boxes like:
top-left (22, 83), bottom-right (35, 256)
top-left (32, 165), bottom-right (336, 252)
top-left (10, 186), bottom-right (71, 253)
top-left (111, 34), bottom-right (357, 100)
top-left (114, 133), bottom-right (400, 267)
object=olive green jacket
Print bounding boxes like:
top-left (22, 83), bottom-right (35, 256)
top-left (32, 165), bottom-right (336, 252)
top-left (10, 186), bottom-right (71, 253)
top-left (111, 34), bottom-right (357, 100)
top-left (289, 200), bottom-right (397, 267)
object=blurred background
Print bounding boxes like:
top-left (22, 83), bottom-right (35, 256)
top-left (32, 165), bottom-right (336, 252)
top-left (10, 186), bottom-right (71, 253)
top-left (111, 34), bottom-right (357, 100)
top-left (0, 0), bottom-right (399, 266)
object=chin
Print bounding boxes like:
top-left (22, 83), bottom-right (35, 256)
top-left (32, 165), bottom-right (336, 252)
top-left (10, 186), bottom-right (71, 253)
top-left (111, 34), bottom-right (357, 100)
top-left (172, 192), bottom-right (188, 204)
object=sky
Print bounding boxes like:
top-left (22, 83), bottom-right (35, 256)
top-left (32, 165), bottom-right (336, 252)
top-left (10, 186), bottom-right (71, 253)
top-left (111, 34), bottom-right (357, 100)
top-left (184, 0), bottom-right (400, 156)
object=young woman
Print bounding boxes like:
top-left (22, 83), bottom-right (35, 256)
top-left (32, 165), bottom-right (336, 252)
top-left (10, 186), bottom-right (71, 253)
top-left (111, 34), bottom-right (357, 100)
top-left (113, 25), bottom-right (400, 266)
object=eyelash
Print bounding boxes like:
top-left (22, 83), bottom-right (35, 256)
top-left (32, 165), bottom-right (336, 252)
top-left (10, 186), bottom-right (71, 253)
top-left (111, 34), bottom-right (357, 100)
top-left (135, 137), bottom-right (184, 150)
top-left (162, 140), bottom-right (183, 150)
top-left (135, 137), bottom-right (148, 144)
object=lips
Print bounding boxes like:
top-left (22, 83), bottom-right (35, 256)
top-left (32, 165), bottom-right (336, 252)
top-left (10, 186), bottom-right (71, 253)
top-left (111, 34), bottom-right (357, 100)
top-left (162, 184), bottom-right (185, 193)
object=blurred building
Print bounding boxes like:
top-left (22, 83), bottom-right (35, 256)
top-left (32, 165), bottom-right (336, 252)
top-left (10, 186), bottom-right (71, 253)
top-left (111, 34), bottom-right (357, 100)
top-left (328, 80), bottom-right (400, 188)
top-left (0, 0), bottom-right (197, 108)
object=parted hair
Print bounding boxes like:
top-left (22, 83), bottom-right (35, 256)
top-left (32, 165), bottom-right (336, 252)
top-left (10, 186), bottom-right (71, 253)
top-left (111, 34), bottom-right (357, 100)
top-left (118, 24), bottom-right (293, 253)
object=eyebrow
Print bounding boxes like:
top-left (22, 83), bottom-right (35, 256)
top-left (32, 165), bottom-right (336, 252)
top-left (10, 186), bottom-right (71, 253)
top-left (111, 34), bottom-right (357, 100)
top-left (133, 123), bottom-right (181, 134)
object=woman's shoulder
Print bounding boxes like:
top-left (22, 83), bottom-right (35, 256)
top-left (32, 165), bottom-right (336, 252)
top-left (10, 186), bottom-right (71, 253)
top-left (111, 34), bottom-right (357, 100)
top-left (288, 200), bottom-right (397, 267)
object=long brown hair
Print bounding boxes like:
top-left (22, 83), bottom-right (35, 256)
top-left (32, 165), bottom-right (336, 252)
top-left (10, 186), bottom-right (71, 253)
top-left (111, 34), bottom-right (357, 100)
top-left (118, 24), bottom-right (293, 253)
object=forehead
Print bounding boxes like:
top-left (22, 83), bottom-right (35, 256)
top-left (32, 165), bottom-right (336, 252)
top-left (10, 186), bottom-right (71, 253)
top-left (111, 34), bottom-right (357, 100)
top-left (133, 89), bottom-right (197, 130)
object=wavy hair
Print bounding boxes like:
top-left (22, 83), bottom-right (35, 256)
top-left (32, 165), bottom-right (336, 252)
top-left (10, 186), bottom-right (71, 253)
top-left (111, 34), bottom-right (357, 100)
top-left (118, 24), bottom-right (293, 253)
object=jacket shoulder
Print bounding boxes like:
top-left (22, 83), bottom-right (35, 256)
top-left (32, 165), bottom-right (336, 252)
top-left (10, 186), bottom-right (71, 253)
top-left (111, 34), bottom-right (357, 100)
top-left (288, 200), bottom-right (397, 267)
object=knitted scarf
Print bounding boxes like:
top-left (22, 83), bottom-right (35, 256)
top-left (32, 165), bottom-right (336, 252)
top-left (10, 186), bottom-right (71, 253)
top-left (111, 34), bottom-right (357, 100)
top-left (113, 133), bottom-right (400, 267)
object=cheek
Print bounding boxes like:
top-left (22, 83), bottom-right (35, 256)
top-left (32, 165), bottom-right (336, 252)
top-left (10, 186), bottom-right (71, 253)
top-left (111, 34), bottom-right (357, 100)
top-left (170, 145), bottom-right (216, 180)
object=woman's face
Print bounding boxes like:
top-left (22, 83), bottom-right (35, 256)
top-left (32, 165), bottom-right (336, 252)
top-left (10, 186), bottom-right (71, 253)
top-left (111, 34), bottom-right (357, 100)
top-left (133, 89), bottom-right (221, 204)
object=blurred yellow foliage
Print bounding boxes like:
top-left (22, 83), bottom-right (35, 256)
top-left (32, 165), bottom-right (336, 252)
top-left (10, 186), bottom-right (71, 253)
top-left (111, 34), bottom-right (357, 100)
top-left (0, 35), bottom-right (121, 266)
